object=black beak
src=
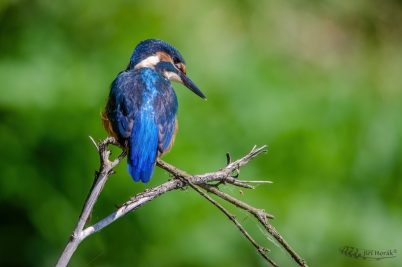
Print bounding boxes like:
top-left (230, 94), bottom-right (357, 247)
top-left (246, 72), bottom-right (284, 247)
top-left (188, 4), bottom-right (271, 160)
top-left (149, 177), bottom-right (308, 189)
top-left (178, 71), bottom-right (207, 100)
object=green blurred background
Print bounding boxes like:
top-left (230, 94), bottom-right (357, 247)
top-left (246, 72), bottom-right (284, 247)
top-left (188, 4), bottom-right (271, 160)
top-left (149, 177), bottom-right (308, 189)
top-left (1, 0), bottom-right (401, 266)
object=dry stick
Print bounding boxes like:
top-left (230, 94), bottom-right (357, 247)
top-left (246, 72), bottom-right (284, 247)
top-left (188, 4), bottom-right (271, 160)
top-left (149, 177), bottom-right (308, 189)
top-left (80, 146), bottom-right (269, 240)
top-left (157, 159), bottom-right (276, 221)
top-left (177, 176), bottom-right (279, 267)
top-left (201, 184), bottom-right (308, 267)
top-left (56, 139), bottom-right (306, 267)
top-left (55, 137), bottom-right (126, 267)
top-left (157, 159), bottom-right (308, 267)
top-left (55, 139), bottom-right (268, 266)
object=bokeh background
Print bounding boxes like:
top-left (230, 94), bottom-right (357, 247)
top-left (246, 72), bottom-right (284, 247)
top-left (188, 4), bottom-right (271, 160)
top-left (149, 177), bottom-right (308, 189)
top-left (1, 0), bottom-right (401, 266)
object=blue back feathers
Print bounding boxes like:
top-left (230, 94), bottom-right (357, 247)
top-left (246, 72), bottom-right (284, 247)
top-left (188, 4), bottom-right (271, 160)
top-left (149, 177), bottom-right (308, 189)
top-left (108, 68), bottom-right (178, 183)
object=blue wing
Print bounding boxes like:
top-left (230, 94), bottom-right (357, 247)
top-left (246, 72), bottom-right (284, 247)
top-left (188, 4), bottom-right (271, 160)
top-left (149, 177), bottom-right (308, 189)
top-left (107, 69), bottom-right (178, 183)
top-left (107, 71), bottom-right (139, 141)
top-left (153, 78), bottom-right (178, 156)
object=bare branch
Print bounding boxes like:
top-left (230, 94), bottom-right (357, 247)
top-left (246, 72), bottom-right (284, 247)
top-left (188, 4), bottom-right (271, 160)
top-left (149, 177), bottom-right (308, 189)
top-left (88, 136), bottom-right (99, 151)
top-left (236, 180), bottom-right (273, 184)
top-left (157, 156), bottom-right (307, 267)
top-left (55, 138), bottom-right (307, 267)
top-left (55, 137), bottom-right (126, 267)
top-left (178, 176), bottom-right (278, 267)
top-left (200, 184), bottom-right (307, 267)
top-left (81, 145), bottom-right (270, 240)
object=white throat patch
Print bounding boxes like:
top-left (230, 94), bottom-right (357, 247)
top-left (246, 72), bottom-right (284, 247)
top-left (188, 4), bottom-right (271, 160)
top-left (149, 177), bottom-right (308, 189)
top-left (134, 55), bottom-right (160, 69)
top-left (164, 71), bottom-right (183, 84)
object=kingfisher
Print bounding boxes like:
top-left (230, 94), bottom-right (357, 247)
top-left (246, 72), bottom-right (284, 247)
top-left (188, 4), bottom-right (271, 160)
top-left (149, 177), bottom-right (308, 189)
top-left (102, 39), bottom-right (206, 183)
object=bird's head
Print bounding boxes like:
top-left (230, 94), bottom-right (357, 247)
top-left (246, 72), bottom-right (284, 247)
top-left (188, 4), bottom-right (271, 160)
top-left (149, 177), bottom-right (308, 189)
top-left (127, 39), bottom-right (206, 100)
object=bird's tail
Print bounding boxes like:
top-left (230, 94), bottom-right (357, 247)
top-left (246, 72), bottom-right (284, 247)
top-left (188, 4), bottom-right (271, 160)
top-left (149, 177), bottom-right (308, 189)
top-left (127, 115), bottom-right (159, 183)
top-left (128, 160), bottom-right (155, 183)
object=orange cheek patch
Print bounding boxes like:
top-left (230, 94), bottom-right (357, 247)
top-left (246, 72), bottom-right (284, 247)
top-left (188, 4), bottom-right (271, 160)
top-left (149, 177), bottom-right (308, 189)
top-left (179, 63), bottom-right (186, 74)
top-left (156, 52), bottom-right (174, 64)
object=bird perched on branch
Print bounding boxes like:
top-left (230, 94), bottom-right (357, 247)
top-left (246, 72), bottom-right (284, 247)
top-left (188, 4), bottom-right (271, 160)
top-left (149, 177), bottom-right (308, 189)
top-left (102, 39), bottom-right (206, 183)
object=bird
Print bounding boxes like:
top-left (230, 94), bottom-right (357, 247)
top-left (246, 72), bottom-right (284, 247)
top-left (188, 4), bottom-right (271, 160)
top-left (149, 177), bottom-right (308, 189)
top-left (102, 39), bottom-right (206, 183)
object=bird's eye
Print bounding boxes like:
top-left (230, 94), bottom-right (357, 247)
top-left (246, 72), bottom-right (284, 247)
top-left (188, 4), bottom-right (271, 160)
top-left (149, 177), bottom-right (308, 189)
top-left (172, 56), bottom-right (180, 64)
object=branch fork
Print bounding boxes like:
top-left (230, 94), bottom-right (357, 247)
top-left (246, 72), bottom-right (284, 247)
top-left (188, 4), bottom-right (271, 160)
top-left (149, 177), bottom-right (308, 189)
top-left (55, 137), bottom-right (307, 267)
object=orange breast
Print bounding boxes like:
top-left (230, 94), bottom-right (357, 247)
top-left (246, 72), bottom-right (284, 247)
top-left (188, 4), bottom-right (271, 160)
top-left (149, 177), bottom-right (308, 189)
top-left (101, 99), bottom-right (119, 140)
